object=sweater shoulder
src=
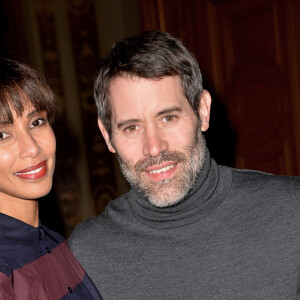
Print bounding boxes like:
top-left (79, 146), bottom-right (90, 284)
top-left (226, 167), bottom-right (300, 213)
top-left (231, 167), bottom-right (300, 191)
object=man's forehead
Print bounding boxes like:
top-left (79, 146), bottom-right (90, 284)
top-left (109, 75), bottom-right (185, 100)
top-left (109, 74), bottom-right (182, 90)
top-left (109, 74), bottom-right (146, 92)
top-left (110, 75), bottom-right (189, 110)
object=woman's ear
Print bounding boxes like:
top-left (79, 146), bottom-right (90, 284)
top-left (198, 90), bottom-right (212, 132)
top-left (97, 118), bottom-right (116, 153)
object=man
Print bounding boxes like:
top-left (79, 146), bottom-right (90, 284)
top-left (69, 31), bottom-right (300, 299)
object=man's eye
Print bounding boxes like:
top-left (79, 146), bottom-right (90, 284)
top-left (125, 125), bottom-right (138, 132)
top-left (0, 132), bottom-right (9, 141)
top-left (163, 115), bottom-right (176, 122)
top-left (31, 118), bottom-right (46, 128)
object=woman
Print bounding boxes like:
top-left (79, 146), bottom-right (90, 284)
top-left (0, 57), bottom-right (102, 299)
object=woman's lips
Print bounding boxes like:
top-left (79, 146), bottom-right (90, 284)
top-left (14, 160), bottom-right (48, 180)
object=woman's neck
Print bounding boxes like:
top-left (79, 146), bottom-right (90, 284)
top-left (0, 197), bottom-right (39, 227)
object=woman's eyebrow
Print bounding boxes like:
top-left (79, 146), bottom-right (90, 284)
top-left (0, 120), bottom-right (11, 126)
top-left (27, 110), bottom-right (38, 118)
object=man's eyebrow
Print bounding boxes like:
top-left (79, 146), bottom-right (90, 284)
top-left (116, 119), bottom-right (140, 130)
top-left (156, 106), bottom-right (182, 117)
top-left (116, 107), bottom-right (183, 130)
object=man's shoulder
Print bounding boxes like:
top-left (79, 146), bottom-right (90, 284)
top-left (225, 166), bottom-right (300, 213)
top-left (230, 167), bottom-right (300, 191)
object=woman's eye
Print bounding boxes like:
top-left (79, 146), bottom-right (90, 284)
top-left (0, 132), bottom-right (9, 141)
top-left (31, 118), bottom-right (46, 128)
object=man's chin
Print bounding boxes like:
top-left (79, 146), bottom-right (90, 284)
top-left (127, 170), bottom-right (192, 207)
top-left (148, 196), bottom-right (184, 208)
top-left (143, 185), bottom-right (188, 208)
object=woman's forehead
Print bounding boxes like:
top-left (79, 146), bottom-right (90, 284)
top-left (0, 92), bottom-right (37, 123)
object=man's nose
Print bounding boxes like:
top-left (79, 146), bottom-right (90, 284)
top-left (19, 132), bottom-right (41, 159)
top-left (143, 127), bottom-right (168, 157)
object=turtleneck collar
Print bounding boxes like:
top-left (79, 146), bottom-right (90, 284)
top-left (128, 150), bottom-right (232, 229)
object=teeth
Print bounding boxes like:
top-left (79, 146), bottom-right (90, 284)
top-left (149, 164), bottom-right (175, 174)
top-left (15, 166), bottom-right (44, 175)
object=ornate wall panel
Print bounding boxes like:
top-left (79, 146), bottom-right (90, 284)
top-left (66, 0), bottom-right (118, 215)
top-left (32, 0), bottom-right (83, 235)
top-left (138, 0), bottom-right (161, 30)
top-left (286, 0), bottom-right (300, 174)
top-left (207, 0), bottom-right (298, 175)
top-left (139, 0), bottom-right (213, 82)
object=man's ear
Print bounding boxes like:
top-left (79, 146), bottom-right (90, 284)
top-left (198, 90), bottom-right (212, 132)
top-left (97, 118), bottom-right (116, 153)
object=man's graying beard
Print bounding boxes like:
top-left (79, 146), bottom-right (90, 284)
top-left (116, 119), bottom-right (206, 207)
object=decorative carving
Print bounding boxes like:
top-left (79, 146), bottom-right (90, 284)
top-left (67, 0), bottom-right (118, 213)
top-left (33, 0), bottom-right (82, 235)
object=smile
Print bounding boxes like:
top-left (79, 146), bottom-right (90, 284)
top-left (146, 162), bottom-right (178, 182)
top-left (15, 165), bottom-right (45, 175)
top-left (14, 160), bottom-right (48, 180)
top-left (149, 164), bottom-right (176, 174)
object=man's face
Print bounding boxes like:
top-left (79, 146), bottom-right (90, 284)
top-left (99, 75), bottom-right (211, 207)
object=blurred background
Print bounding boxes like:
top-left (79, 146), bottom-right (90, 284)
top-left (1, 0), bottom-right (299, 237)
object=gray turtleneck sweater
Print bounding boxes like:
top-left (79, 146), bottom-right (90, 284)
top-left (69, 153), bottom-right (300, 299)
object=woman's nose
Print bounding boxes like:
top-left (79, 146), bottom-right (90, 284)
top-left (18, 132), bottom-right (41, 159)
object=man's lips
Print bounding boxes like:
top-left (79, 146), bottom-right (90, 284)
top-left (146, 161), bottom-right (176, 173)
top-left (14, 160), bottom-right (48, 180)
top-left (145, 162), bottom-right (178, 181)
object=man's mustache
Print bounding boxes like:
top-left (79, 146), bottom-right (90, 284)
top-left (134, 150), bottom-right (187, 172)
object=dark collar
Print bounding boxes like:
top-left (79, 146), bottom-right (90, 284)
top-left (0, 212), bottom-right (61, 251)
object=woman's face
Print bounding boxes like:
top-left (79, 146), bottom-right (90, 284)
top-left (0, 104), bottom-right (56, 204)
